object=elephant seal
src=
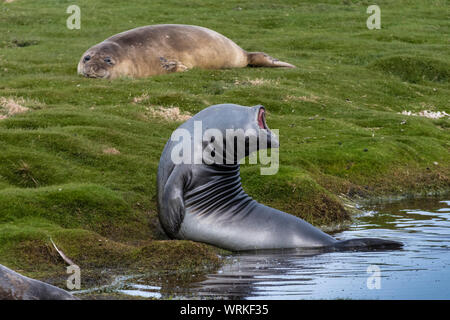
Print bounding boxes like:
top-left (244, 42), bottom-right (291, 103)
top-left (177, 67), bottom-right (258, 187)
top-left (78, 24), bottom-right (295, 79)
top-left (0, 264), bottom-right (78, 300)
top-left (157, 103), bottom-right (403, 251)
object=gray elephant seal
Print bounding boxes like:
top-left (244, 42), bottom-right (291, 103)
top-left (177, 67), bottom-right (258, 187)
top-left (0, 264), bottom-right (78, 300)
top-left (157, 103), bottom-right (403, 251)
top-left (78, 24), bottom-right (295, 79)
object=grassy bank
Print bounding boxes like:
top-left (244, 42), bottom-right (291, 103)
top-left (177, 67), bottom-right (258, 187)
top-left (0, 0), bottom-right (448, 293)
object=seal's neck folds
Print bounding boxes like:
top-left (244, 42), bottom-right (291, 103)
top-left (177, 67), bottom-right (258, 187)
top-left (184, 164), bottom-right (256, 218)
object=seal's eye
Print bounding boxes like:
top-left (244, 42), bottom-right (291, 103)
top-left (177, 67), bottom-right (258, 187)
top-left (83, 55), bottom-right (91, 62)
top-left (104, 57), bottom-right (113, 65)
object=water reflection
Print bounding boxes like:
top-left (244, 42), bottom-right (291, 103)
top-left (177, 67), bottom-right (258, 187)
top-left (118, 284), bottom-right (162, 299)
top-left (184, 197), bottom-right (450, 299)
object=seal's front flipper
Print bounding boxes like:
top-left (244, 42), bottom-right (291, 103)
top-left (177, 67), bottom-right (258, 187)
top-left (160, 166), bottom-right (188, 238)
top-left (247, 52), bottom-right (296, 68)
top-left (159, 57), bottom-right (189, 73)
top-left (334, 238), bottom-right (403, 250)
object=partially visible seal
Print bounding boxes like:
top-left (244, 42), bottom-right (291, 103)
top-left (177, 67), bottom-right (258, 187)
top-left (0, 264), bottom-right (77, 300)
top-left (78, 24), bottom-right (295, 79)
top-left (157, 103), bottom-right (403, 251)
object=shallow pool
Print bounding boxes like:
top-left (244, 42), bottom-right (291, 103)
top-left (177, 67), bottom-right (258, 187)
top-left (110, 197), bottom-right (450, 299)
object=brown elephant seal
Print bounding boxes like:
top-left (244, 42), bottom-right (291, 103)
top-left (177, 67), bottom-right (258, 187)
top-left (0, 264), bottom-right (78, 300)
top-left (77, 24), bottom-right (295, 79)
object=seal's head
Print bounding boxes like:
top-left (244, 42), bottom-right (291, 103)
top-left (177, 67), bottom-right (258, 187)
top-left (183, 104), bottom-right (279, 165)
top-left (77, 42), bottom-right (123, 79)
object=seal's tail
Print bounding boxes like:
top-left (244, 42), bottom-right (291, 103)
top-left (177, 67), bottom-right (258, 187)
top-left (247, 52), bottom-right (296, 68)
top-left (333, 238), bottom-right (403, 250)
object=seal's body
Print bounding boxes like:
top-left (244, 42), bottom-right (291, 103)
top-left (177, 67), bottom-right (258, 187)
top-left (157, 104), bottom-right (403, 251)
top-left (78, 24), bottom-right (295, 79)
top-left (179, 168), bottom-right (336, 250)
top-left (0, 264), bottom-right (77, 300)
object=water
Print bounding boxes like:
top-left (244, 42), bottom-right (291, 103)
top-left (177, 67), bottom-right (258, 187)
top-left (115, 197), bottom-right (450, 299)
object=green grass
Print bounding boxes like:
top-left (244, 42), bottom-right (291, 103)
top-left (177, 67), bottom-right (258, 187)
top-left (0, 0), bottom-right (449, 289)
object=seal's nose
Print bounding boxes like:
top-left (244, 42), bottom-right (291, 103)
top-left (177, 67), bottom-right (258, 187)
top-left (83, 65), bottom-right (95, 77)
top-left (83, 64), bottom-right (102, 77)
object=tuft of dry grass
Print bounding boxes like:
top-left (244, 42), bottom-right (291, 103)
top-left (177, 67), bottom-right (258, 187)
top-left (132, 93), bottom-right (150, 104)
top-left (15, 160), bottom-right (40, 187)
top-left (234, 77), bottom-right (279, 86)
top-left (399, 110), bottom-right (449, 119)
top-left (0, 97), bottom-right (29, 118)
top-left (133, 94), bottom-right (191, 122)
top-left (102, 147), bottom-right (121, 155)
top-left (284, 95), bottom-right (320, 103)
top-left (146, 105), bottom-right (191, 122)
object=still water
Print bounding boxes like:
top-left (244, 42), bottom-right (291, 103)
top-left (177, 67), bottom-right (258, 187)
top-left (112, 197), bottom-right (450, 299)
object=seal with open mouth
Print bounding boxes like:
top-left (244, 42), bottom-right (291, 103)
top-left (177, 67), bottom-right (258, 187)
top-left (77, 24), bottom-right (295, 79)
top-left (157, 103), bottom-right (403, 251)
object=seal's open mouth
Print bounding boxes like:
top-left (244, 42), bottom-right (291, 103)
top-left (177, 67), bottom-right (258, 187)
top-left (258, 107), bottom-right (268, 130)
